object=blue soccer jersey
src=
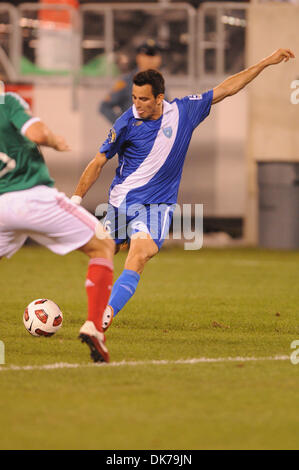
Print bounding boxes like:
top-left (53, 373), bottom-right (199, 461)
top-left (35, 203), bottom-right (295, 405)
top-left (100, 90), bottom-right (213, 208)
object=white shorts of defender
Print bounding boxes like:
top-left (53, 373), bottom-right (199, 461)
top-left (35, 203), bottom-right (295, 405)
top-left (0, 185), bottom-right (99, 258)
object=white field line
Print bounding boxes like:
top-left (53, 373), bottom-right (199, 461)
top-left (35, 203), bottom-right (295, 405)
top-left (0, 355), bottom-right (290, 372)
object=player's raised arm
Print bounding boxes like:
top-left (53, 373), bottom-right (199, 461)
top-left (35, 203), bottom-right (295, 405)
top-left (25, 120), bottom-right (70, 151)
top-left (212, 48), bottom-right (295, 105)
top-left (71, 151), bottom-right (108, 204)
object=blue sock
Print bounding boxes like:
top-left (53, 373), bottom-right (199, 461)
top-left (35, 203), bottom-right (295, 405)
top-left (109, 269), bottom-right (140, 317)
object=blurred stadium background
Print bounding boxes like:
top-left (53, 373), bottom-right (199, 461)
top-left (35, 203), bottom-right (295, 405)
top-left (0, 0), bottom-right (298, 248)
top-left (1, 1), bottom-right (299, 451)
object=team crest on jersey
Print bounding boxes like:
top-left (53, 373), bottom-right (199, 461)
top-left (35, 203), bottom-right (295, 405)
top-left (108, 128), bottom-right (117, 143)
top-left (188, 94), bottom-right (202, 100)
top-left (133, 120), bottom-right (143, 127)
top-left (163, 127), bottom-right (173, 138)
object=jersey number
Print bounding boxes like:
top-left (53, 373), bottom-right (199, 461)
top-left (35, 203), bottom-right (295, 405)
top-left (0, 153), bottom-right (16, 178)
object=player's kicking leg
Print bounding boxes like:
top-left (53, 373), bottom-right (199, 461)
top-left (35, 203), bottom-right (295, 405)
top-left (102, 232), bottom-right (158, 331)
top-left (78, 232), bottom-right (115, 362)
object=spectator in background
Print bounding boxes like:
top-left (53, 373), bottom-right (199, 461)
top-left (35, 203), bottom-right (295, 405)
top-left (99, 40), bottom-right (164, 124)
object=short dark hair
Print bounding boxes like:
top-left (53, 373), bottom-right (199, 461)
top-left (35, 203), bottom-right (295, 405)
top-left (133, 69), bottom-right (165, 98)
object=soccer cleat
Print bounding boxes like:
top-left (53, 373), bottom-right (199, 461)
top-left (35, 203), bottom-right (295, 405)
top-left (102, 305), bottom-right (113, 332)
top-left (79, 321), bottom-right (110, 363)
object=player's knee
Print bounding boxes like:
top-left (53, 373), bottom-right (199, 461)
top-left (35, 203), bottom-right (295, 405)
top-left (95, 238), bottom-right (115, 258)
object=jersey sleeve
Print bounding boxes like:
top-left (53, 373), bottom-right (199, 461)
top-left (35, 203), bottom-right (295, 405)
top-left (180, 90), bottom-right (213, 130)
top-left (99, 112), bottom-right (129, 159)
top-left (5, 92), bottom-right (35, 132)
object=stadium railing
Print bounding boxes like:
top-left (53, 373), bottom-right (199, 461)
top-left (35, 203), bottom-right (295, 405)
top-left (198, 2), bottom-right (248, 81)
top-left (0, 2), bottom-right (249, 108)
top-left (0, 3), bottom-right (19, 81)
top-left (80, 2), bottom-right (196, 86)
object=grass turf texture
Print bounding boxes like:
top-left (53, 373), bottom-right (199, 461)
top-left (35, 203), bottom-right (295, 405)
top-left (0, 246), bottom-right (298, 450)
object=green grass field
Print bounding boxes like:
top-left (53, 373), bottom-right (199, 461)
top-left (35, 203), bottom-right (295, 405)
top-left (0, 245), bottom-right (299, 450)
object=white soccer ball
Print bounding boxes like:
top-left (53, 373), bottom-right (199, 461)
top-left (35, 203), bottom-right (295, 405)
top-left (23, 298), bottom-right (63, 337)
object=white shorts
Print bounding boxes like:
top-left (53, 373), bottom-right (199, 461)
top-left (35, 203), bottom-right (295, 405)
top-left (0, 185), bottom-right (99, 258)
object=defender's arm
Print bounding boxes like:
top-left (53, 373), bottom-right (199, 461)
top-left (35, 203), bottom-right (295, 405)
top-left (25, 121), bottom-right (70, 151)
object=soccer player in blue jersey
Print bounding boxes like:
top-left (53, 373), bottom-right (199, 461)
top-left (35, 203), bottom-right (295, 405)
top-left (72, 48), bottom-right (295, 331)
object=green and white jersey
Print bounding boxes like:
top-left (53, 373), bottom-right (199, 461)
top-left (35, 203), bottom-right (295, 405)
top-left (0, 92), bottom-right (54, 194)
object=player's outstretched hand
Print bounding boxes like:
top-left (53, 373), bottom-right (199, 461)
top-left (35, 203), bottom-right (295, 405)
top-left (54, 136), bottom-right (70, 151)
top-left (265, 48), bottom-right (295, 66)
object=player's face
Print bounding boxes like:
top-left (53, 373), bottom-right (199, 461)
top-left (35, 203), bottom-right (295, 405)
top-left (132, 84), bottom-right (164, 120)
